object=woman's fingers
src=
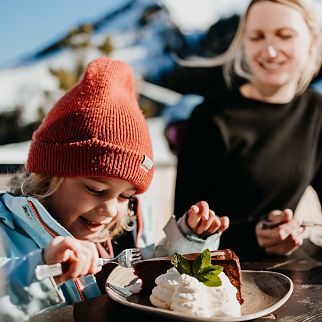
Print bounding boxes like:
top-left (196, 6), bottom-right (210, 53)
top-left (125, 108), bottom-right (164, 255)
top-left (266, 208), bottom-right (293, 225)
top-left (258, 218), bottom-right (304, 243)
top-left (256, 210), bottom-right (305, 256)
top-left (264, 233), bottom-right (304, 256)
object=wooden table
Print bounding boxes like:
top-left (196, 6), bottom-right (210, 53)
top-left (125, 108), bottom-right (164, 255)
top-left (30, 240), bottom-right (322, 322)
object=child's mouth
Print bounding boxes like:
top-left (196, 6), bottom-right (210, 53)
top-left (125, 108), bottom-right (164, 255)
top-left (80, 216), bottom-right (105, 232)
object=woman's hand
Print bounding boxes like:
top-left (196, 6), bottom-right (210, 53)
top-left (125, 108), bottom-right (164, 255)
top-left (186, 201), bottom-right (229, 238)
top-left (256, 209), bottom-right (305, 256)
top-left (44, 236), bottom-right (102, 286)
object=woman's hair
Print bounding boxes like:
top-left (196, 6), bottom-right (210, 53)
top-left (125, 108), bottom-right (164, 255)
top-left (9, 171), bottom-right (135, 240)
top-left (179, 0), bottom-right (322, 95)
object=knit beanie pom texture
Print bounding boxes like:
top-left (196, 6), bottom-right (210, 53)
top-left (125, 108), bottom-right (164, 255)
top-left (26, 57), bottom-right (153, 193)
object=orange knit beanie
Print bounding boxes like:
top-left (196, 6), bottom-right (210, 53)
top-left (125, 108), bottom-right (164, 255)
top-left (26, 57), bottom-right (154, 193)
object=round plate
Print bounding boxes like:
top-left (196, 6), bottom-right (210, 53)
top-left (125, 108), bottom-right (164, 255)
top-left (106, 267), bottom-right (293, 322)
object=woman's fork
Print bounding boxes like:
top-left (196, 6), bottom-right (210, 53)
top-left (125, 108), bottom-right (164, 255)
top-left (35, 248), bottom-right (142, 280)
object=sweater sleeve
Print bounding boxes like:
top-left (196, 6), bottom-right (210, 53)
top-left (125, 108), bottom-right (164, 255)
top-left (174, 102), bottom-right (226, 218)
top-left (311, 165), bottom-right (322, 203)
top-left (0, 248), bottom-right (65, 321)
top-left (154, 216), bottom-right (220, 257)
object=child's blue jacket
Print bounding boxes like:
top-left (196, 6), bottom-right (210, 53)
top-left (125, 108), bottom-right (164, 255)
top-left (0, 192), bottom-right (220, 321)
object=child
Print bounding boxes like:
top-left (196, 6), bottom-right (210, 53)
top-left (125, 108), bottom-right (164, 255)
top-left (0, 57), bottom-right (229, 320)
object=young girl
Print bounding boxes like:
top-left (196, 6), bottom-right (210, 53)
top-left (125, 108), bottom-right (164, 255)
top-left (0, 57), bottom-right (229, 320)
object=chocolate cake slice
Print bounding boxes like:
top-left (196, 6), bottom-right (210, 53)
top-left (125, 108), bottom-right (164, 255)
top-left (134, 249), bottom-right (243, 304)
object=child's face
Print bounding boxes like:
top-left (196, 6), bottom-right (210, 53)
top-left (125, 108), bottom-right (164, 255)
top-left (47, 177), bottom-right (136, 241)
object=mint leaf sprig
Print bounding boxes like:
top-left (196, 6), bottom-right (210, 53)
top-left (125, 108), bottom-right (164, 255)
top-left (171, 249), bottom-right (223, 287)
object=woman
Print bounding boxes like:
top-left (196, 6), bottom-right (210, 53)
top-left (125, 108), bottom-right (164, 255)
top-left (174, 0), bottom-right (322, 258)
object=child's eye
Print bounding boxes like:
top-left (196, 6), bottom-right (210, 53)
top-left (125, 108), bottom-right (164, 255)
top-left (119, 194), bottom-right (133, 201)
top-left (85, 186), bottom-right (106, 196)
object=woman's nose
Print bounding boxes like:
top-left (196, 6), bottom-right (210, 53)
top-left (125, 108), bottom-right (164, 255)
top-left (264, 45), bottom-right (278, 58)
top-left (97, 200), bottom-right (118, 217)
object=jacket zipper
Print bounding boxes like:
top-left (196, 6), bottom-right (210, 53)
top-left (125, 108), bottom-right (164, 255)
top-left (27, 200), bottom-right (86, 301)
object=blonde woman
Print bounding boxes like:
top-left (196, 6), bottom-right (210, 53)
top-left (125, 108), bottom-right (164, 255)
top-left (174, 0), bottom-right (322, 258)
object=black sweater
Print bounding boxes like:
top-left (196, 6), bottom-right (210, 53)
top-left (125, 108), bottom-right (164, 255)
top-left (174, 88), bottom-right (322, 258)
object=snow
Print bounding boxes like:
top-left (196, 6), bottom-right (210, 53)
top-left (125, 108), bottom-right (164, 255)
top-left (0, 141), bottom-right (30, 164)
top-left (0, 54), bottom-right (74, 123)
top-left (162, 0), bottom-right (249, 31)
top-left (163, 0), bottom-right (322, 31)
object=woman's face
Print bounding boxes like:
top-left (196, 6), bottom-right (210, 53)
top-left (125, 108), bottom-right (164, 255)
top-left (47, 177), bottom-right (136, 241)
top-left (244, 1), bottom-right (312, 91)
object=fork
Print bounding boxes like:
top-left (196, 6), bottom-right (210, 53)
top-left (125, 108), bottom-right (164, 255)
top-left (35, 248), bottom-right (142, 280)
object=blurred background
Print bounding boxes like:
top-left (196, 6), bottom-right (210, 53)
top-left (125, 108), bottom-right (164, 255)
top-left (0, 0), bottom-right (322, 237)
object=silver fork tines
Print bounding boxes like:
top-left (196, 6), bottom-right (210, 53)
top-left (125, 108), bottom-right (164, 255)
top-left (35, 248), bottom-right (142, 280)
top-left (99, 248), bottom-right (142, 268)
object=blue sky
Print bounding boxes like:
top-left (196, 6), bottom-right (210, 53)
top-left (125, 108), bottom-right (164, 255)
top-left (0, 0), bottom-right (253, 67)
top-left (1, 0), bottom-right (321, 67)
top-left (0, 0), bottom-right (119, 65)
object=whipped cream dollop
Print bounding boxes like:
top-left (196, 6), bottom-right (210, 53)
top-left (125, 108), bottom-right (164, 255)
top-left (150, 267), bottom-right (241, 318)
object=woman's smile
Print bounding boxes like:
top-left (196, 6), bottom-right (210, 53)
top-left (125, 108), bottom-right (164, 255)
top-left (258, 60), bottom-right (285, 71)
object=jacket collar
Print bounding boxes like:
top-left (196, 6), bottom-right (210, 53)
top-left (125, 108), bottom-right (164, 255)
top-left (0, 193), bottom-right (69, 237)
top-left (0, 193), bottom-right (17, 229)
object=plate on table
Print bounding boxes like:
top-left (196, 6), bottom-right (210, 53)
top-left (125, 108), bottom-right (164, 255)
top-left (105, 266), bottom-right (293, 322)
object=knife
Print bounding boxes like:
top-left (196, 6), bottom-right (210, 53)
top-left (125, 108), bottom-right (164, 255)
top-left (261, 221), bottom-right (322, 230)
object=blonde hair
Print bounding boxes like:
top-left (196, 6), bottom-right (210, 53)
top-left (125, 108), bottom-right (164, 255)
top-left (180, 0), bottom-right (322, 95)
top-left (9, 171), bottom-right (135, 240)
top-left (9, 172), bottom-right (63, 202)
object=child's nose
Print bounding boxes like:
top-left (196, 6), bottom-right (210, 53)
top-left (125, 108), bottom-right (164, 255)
top-left (98, 200), bottom-right (118, 217)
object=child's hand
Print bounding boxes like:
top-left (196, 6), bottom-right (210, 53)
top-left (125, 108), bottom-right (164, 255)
top-left (186, 201), bottom-right (229, 238)
top-left (44, 236), bottom-right (102, 286)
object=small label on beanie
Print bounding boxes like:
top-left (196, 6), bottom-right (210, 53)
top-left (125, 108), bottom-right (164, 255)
top-left (141, 155), bottom-right (153, 172)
